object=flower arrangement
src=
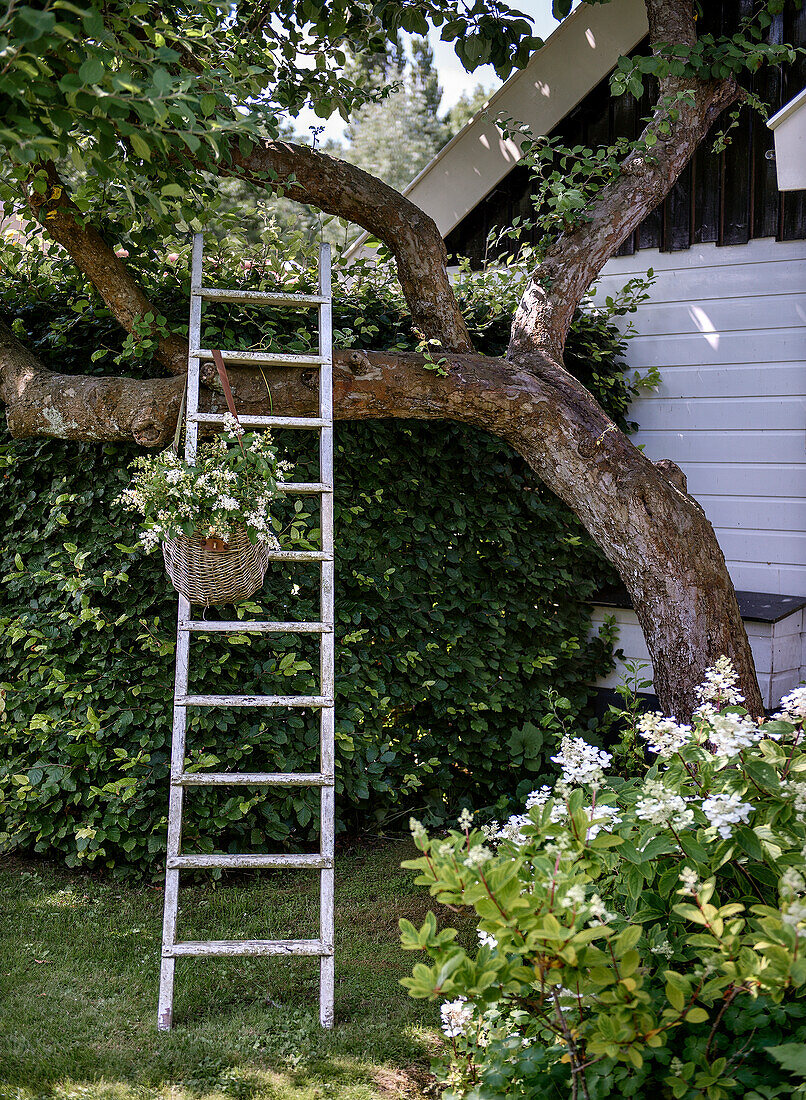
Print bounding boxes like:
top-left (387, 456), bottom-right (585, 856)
top-left (119, 414), bottom-right (292, 552)
top-left (401, 663), bottom-right (806, 1098)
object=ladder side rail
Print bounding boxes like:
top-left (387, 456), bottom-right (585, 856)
top-left (318, 242), bottom-right (336, 1029)
top-left (157, 232), bottom-right (205, 1031)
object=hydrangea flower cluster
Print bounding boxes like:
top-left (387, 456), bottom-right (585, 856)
top-left (694, 654), bottom-right (745, 708)
top-left (635, 779), bottom-right (694, 829)
top-left (777, 686), bottom-right (806, 724)
top-left (701, 792), bottom-right (754, 839)
top-left (550, 736), bottom-right (612, 788)
top-left (440, 996), bottom-right (474, 1038)
top-left (119, 423), bottom-right (291, 549)
top-left (706, 711), bottom-right (765, 758)
top-left (636, 712), bottom-right (692, 758)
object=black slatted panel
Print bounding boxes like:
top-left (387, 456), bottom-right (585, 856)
top-left (719, 0), bottom-right (755, 245)
top-left (634, 77), bottom-right (663, 250)
top-left (693, 134), bottom-right (721, 243)
top-left (781, 5), bottom-right (806, 240)
top-left (752, 14), bottom-right (783, 240)
top-left (444, 8), bottom-right (805, 268)
top-left (667, 164), bottom-right (693, 251)
top-left (613, 89), bottom-right (638, 256)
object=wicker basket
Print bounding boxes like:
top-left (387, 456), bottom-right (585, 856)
top-left (161, 527), bottom-right (280, 606)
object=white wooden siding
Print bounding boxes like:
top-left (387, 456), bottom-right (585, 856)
top-left (595, 238), bottom-right (806, 597)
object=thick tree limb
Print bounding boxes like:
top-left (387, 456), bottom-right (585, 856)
top-left (229, 142), bottom-right (474, 353)
top-left (25, 163), bottom-right (188, 375)
top-left (2, 335), bottom-right (762, 717)
top-left (508, 1), bottom-right (740, 359)
top-left (26, 148), bottom-right (471, 364)
top-left (0, 320), bottom-right (183, 446)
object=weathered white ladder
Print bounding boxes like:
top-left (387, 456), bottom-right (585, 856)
top-left (157, 233), bottom-right (335, 1031)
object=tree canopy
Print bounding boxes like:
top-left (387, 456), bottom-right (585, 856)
top-left (0, 0), bottom-right (539, 244)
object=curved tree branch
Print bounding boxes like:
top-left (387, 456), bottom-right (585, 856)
top-left (508, 0), bottom-right (740, 360)
top-left (229, 141), bottom-right (474, 352)
top-left (1, 335), bottom-right (761, 717)
top-left (25, 163), bottom-right (188, 375)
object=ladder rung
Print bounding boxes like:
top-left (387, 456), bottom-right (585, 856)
top-left (260, 550), bottom-right (330, 562)
top-left (180, 620), bottom-right (332, 633)
top-left (167, 853), bottom-right (331, 870)
top-left (194, 288), bottom-right (327, 307)
top-left (177, 694), bottom-right (333, 707)
top-left (174, 772), bottom-right (334, 787)
top-left (191, 349), bottom-right (325, 367)
top-left (164, 939), bottom-right (333, 958)
top-left (188, 413), bottom-right (327, 429)
top-left (280, 482), bottom-right (332, 494)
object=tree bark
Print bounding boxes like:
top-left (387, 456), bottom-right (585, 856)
top-left (2, 336), bottom-right (762, 717)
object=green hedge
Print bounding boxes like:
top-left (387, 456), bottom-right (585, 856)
top-left (0, 257), bottom-right (633, 875)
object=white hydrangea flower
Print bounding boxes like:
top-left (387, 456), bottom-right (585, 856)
top-left (559, 883), bottom-right (586, 909)
top-left (782, 779), bottom-right (806, 817)
top-left (492, 813), bottom-right (530, 845)
top-left (588, 894), bottom-right (616, 923)
top-left (679, 867), bottom-right (700, 896)
top-left (440, 996), bottom-right (474, 1038)
top-left (637, 712), bottom-right (692, 759)
top-left (702, 792), bottom-right (754, 839)
top-left (464, 845), bottom-right (493, 868)
top-left (776, 687), bottom-right (806, 724)
top-left (705, 712), bottom-right (764, 758)
top-left (525, 786), bottom-right (554, 810)
top-left (651, 939), bottom-right (674, 959)
top-left (782, 899), bottom-right (806, 937)
top-left (551, 736), bottom-right (612, 788)
top-left (780, 868), bottom-right (806, 898)
top-left (694, 656), bottom-right (744, 708)
top-left (586, 803), bottom-right (622, 839)
top-left (635, 779), bottom-right (694, 829)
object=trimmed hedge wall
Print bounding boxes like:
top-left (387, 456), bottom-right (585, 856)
top-left (0, 261), bottom-right (633, 874)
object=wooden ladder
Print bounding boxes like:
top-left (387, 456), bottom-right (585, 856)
top-left (157, 233), bottom-right (335, 1031)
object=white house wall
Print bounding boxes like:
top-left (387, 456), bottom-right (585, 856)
top-left (593, 237), bottom-right (806, 598)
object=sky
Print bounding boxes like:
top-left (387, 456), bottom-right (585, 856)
top-left (293, 1), bottom-right (574, 143)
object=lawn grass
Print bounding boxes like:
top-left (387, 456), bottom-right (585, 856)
top-left (0, 840), bottom-right (461, 1100)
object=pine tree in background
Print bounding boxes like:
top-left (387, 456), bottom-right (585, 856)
top-left (445, 84), bottom-right (492, 137)
top-left (341, 36), bottom-right (451, 192)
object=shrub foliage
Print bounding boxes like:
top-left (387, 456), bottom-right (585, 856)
top-left (0, 238), bottom-right (640, 874)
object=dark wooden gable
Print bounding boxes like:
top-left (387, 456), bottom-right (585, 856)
top-left (445, 3), bottom-right (806, 267)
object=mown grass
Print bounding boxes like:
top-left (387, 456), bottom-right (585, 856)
top-left (0, 841), bottom-right (461, 1100)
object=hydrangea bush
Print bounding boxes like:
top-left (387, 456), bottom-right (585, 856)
top-left (401, 663), bottom-right (806, 1099)
top-left (119, 415), bottom-right (292, 551)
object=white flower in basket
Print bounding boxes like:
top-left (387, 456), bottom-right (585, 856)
top-left (119, 414), bottom-right (294, 606)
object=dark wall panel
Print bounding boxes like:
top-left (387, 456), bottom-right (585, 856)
top-left (445, 11), bottom-right (805, 267)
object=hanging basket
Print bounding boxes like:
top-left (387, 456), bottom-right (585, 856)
top-left (161, 527), bottom-right (280, 606)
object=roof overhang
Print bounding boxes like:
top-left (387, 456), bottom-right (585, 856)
top-left (346, 0), bottom-right (648, 258)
